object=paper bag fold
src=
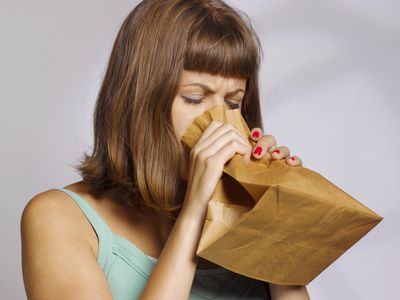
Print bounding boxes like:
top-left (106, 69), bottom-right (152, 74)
top-left (181, 104), bottom-right (383, 285)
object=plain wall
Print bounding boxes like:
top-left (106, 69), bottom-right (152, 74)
top-left (1, 0), bottom-right (398, 298)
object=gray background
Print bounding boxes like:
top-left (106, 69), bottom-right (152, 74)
top-left (1, 0), bottom-right (398, 299)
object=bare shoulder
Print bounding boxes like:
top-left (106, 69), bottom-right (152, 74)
top-left (20, 189), bottom-right (113, 299)
top-left (21, 188), bottom-right (97, 252)
top-left (22, 188), bottom-right (82, 226)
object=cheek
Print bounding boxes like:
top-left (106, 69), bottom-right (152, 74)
top-left (172, 98), bottom-right (198, 142)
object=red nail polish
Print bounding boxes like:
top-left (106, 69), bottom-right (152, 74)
top-left (252, 131), bottom-right (260, 138)
top-left (272, 149), bottom-right (280, 154)
top-left (253, 146), bottom-right (263, 156)
top-left (290, 156), bottom-right (296, 160)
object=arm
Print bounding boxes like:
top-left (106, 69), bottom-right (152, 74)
top-left (139, 202), bottom-right (206, 299)
top-left (20, 191), bottom-right (113, 299)
top-left (270, 283), bottom-right (311, 300)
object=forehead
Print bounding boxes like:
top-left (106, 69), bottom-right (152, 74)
top-left (180, 70), bottom-right (246, 88)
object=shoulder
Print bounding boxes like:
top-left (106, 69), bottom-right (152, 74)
top-left (22, 188), bottom-right (85, 231)
top-left (20, 188), bottom-right (98, 257)
top-left (22, 188), bottom-right (76, 219)
top-left (20, 189), bottom-right (113, 299)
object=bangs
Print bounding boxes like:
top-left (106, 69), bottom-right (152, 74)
top-left (183, 12), bottom-right (260, 79)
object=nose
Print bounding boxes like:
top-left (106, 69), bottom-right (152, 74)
top-left (211, 96), bottom-right (226, 109)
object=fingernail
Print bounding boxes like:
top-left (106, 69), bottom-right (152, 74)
top-left (290, 156), bottom-right (296, 160)
top-left (253, 146), bottom-right (263, 156)
top-left (272, 149), bottom-right (280, 155)
top-left (251, 130), bottom-right (260, 139)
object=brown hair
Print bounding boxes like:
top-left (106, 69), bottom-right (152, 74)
top-left (75, 0), bottom-right (264, 220)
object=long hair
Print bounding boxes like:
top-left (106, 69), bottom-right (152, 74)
top-left (75, 0), bottom-right (264, 220)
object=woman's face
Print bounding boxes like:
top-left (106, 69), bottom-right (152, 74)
top-left (172, 70), bottom-right (247, 180)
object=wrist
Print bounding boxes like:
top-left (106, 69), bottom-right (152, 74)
top-left (179, 195), bottom-right (208, 224)
top-left (269, 284), bottom-right (310, 300)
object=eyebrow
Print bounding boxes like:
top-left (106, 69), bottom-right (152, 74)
top-left (182, 83), bottom-right (245, 96)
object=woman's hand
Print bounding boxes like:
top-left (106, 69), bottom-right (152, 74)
top-left (180, 121), bottom-right (252, 222)
top-left (249, 127), bottom-right (303, 166)
top-left (251, 127), bottom-right (310, 299)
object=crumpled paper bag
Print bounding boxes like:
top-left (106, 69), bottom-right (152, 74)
top-left (181, 104), bottom-right (384, 285)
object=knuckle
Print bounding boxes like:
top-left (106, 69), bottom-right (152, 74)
top-left (205, 156), bottom-right (217, 168)
top-left (197, 150), bottom-right (207, 163)
top-left (229, 139), bottom-right (239, 147)
top-left (227, 129), bottom-right (237, 138)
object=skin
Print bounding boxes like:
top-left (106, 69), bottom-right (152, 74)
top-left (172, 70), bottom-right (303, 182)
top-left (20, 69), bottom-right (309, 299)
top-left (167, 70), bottom-right (310, 300)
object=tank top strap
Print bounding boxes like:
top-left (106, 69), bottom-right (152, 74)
top-left (55, 187), bottom-right (113, 274)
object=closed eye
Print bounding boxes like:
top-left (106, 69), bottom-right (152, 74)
top-left (182, 96), bottom-right (240, 109)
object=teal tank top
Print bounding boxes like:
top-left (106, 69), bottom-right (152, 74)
top-left (56, 188), bottom-right (270, 299)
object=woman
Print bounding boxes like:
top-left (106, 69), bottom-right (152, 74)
top-left (21, 0), bottom-right (310, 299)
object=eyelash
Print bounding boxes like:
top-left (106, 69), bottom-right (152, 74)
top-left (182, 96), bottom-right (240, 109)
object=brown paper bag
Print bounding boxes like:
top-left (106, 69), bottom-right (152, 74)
top-left (181, 104), bottom-right (384, 285)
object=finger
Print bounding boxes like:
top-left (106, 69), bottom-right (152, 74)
top-left (286, 155), bottom-right (303, 167)
top-left (270, 145), bottom-right (290, 160)
top-left (198, 129), bottom-right (252, 165)
top-left (188, 120), bottom-right (224, 181)
top-left (210, 139), bottom-right (252, 167)
top-left (252, 134), bottom-right (277, 159)
top-left (197, 123), bottom-right (250, 152)
top-left (196, 120), bottom-right (224, 145)
top-left (249, 127), bottom-right (262, 142)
